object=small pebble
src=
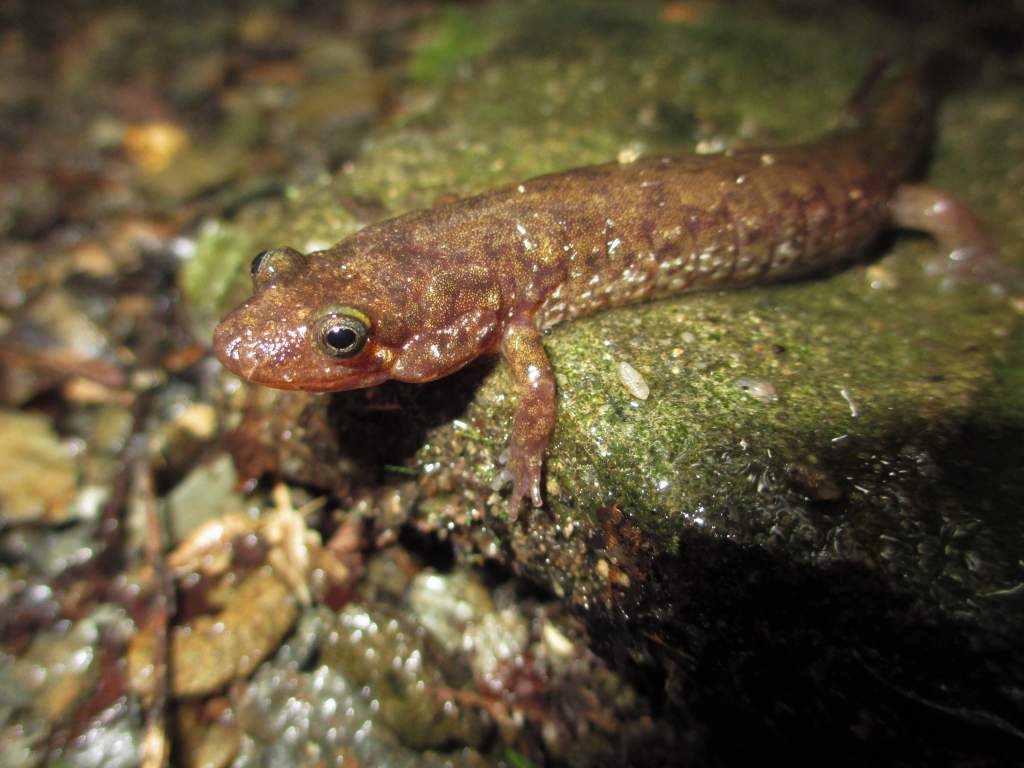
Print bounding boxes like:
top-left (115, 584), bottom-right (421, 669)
top-left (866, 264), bottom-right (898, 290)
top-left (617, 361), bottom-right (649, 400)
top-left (737, 377), bottom-right (778, 402)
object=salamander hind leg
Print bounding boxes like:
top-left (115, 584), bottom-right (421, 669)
top-left (500, 319), bottom-right (557, 514)
top-left (888, 183), bottom-right (1005, 284)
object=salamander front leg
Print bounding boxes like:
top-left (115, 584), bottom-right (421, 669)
top-left (500, 320), bottom-right (556, 512)
top-left (889, 183), bottom-right (1000, 281)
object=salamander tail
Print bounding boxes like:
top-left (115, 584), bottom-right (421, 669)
top-left (843, 54), bottom-right (944, 185)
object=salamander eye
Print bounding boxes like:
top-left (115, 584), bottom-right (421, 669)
top-left (314, 310), bottom-right (369, 359)
top-left (250, 247), bottom-right (307, 291)
top-left (250, 250), bottom-right (271, 275)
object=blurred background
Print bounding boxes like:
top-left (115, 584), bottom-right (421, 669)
top-left (1, 2), bottom-right (1023, 767)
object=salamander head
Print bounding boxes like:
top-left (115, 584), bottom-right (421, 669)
top-left (213, 243), bottom-right (502, 391)
top-left (213, 246), bottom-right (406, 391)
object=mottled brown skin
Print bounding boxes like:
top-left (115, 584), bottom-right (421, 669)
top-left (213, 65), bottom-right (993, 509)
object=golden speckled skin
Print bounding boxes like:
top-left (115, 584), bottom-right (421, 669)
top-left (213, 65), bottom-right (992, 508)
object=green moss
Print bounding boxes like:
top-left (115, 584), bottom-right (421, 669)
top-left (401, 1), bottom-right (1021, 610)
top-left (185, 0), bottom-right (1024, 614)
top-left (408, 7), bottom-right (495, 84)
top-left (179, 221), bottom-right (255, 343)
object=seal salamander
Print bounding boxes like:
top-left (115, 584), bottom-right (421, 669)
top-left (213, 62), bottom-right (994, 509)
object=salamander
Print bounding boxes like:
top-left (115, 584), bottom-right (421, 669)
top-left (213, 62), bottom-right (994, 509)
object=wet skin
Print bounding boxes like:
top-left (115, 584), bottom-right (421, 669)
top-left (213, 64), bottom-right (993, 510)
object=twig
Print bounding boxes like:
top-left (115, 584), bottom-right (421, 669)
top-left (135, 454), bottom-right (174, 768)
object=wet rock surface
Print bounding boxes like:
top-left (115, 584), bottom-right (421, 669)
top-left (2, 0), bottom-right (1023, 766)
top-left (0, 409), bottom-right (79, 524)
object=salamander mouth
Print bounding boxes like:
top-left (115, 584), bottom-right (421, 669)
top-left (249, 370), bottom-right (391, 392)
top-left (235, 360), bottom-right (391, 392)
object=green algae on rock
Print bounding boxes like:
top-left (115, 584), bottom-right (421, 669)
top-left (186, 2), bottom-right (1024, 626)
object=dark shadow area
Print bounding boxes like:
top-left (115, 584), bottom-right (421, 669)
top-left (328, 356), bottom-right (497, 470)
top-left (758, 0), bottom-right (1024, 59)
top-left (396, 522), bottom-right (457, 572)
top-left (588, 532), bottom-right (1024, 767)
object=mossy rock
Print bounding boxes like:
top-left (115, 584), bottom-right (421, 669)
top-left (183, 6), bottom-right (1024, 755)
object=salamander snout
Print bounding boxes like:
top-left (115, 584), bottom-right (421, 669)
top-left (212, 293), bottom-right (393, 393)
